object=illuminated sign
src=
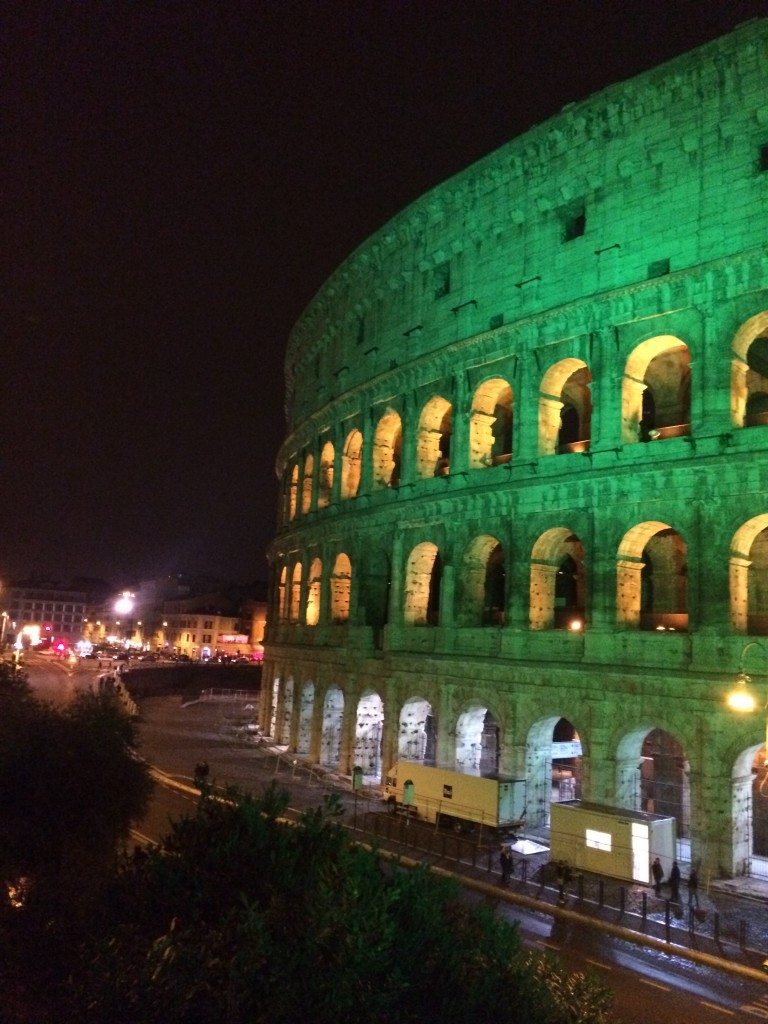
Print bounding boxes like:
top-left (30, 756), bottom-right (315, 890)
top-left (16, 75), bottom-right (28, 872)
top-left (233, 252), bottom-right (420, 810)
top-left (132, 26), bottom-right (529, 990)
top-left (217, 634), bottom-right (249, 644)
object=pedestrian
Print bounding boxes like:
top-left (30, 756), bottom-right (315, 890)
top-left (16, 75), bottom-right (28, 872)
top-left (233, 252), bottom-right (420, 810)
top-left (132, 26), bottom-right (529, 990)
top-left (687, 867), bottom-right (700, 908)
top-left (652, 857), bottom-right (664, 896)
top-left (500, 846), bottom-right (514, 886)
top-left (669, 860), bottom-right (681, 902)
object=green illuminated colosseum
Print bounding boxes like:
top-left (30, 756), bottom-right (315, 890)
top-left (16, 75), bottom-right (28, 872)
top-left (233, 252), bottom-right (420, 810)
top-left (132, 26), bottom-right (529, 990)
top-left (264, 19), bottom-right (768, 879)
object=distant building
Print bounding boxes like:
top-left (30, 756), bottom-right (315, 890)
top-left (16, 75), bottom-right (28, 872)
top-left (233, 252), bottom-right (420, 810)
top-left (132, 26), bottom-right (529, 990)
top-left (5, 579), bottom-right (87, 646)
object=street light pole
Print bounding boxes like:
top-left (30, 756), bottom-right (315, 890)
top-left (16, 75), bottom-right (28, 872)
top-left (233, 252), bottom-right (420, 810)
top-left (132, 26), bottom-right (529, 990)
top-left (727, 640), bottom-right (768, 765)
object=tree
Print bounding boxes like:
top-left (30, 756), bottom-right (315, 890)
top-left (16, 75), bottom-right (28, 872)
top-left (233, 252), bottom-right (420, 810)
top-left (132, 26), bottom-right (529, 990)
top-left (62, 787), bottom-right (616, 1024)
top-left (0, 663), bottom-right (154, 929)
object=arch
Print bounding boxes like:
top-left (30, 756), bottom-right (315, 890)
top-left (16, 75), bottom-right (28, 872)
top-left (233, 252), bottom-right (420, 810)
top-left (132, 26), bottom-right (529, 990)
top-left (320, 687), bottom-right (344, 768)
top-left (288, 562), bottom-right (302, 624)
top-left (306, 557), bottom-right (322, 626)
top-left (318, 441), bottom-right (334, 508)
top-left (525, 714), bottom-right (583, 828)
top-left (621, 335), bottom-right (691, 444)
top-left (301, 453), bottom-right (314, 514)
top-left (469, 378), bottom-right (513, 469)
top-left (398, 696), bottom-right (436, 764)
top-left (538, 358), bottom-right (592, 456)
top-left (404, 542), bottom-right (441, 625)
top-left (354, 690), bottom-right (384, 779)
top-left (615, 726), bottom-right (691, 842)
top-left (617, 521), bottom-right (687, 630)
top-left (372, 410), bottom-right (402, 490)
top-left (330, 552), bottom-right (352, 623)
top-left (288, 463), bottom-right (298, 520)
top-left (454, 705), bottom-right (500, 775)
top-left (730, 514), bottom-right (768, 634)
top-left (417, 396), bottom-right (452, 477)
top-left (457, 534), bottom-right (506, 626)
top-left (530, 527), bottom-right (586, 630)
top-left (340, 429), bottom-right (363, 500)
top-left (731, 312), bottom-right (768, 428)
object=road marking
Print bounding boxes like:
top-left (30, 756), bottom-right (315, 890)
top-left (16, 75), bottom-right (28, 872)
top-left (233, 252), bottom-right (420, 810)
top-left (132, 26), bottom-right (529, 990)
top-left (741, 1006), bottom-right (768, 1020)
top-left (584, 958), bottom-right (611, 971)
top-left (700, 1002), bottom-right (735, 1016)
top-left (640, 979), bottom-right (670, 992)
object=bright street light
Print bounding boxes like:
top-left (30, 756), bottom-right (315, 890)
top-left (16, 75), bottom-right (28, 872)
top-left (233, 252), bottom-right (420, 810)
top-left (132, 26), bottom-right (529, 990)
top-left (727, 641), bottom-right (768, 763)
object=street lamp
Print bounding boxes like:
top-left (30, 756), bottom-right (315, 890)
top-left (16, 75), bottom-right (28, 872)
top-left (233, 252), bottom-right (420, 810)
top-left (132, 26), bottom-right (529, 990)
top-left (114, 592), bottom-right (135, 645)
top-left (727, 641), bottom-right (768, 764)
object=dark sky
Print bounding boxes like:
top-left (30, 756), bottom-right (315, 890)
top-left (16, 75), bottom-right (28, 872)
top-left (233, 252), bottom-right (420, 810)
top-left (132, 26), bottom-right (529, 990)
top-left (4, 1), bottom-right (765, 588)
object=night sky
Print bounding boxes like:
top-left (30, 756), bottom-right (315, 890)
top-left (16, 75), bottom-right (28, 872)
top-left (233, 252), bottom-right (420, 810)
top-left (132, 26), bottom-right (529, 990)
top-left (5, 1), bottom-right (765, 588)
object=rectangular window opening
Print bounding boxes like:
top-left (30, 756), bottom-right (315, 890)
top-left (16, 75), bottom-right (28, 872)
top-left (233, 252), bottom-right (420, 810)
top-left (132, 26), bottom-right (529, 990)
top-left (585, 828), bottom-right (611, 852)
top-left (562, 206), bottom-right (586, 242)
top-left (434, 263), bottom-right (451, 299)
top-left (647, 258), bottom-right (670, 279)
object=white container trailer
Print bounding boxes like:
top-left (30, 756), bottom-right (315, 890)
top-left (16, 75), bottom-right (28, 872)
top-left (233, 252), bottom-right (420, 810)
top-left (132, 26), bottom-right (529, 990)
top-left (550, 801), bottom-right (676, 885)
top-left (383, 761), bottom-right (526, 831)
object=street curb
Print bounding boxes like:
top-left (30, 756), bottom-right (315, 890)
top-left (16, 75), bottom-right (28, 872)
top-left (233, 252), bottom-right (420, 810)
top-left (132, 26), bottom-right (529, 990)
top-left (374, 848), bottom-right (768, 983)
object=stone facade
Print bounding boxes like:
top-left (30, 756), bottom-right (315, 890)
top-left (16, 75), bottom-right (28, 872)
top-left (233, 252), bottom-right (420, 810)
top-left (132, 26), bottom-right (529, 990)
top-left (264, 20), bottom-right (768, 879)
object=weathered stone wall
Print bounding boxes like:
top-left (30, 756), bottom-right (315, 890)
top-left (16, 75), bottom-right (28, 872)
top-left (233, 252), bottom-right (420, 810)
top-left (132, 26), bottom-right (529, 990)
top-left (265, 21), bottom-right (768, 879)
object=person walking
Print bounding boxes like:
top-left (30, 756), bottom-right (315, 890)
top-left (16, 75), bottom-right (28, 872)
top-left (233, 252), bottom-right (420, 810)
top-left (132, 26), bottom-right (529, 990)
top-left (651, 857), bottom-right (664, 897)
top-left (500, 846), bottom-right (514, 886)
top-left (669, 861), bottom-right (681, 902)
top-left (687, 867), bottom-right (700, 908)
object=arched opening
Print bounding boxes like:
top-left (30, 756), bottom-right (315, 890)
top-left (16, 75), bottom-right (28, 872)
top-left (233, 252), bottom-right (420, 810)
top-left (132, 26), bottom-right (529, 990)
top-left (731, 742), bottom-right (768, 878)
top-left (457, 535), bottom-right (505, 626)
top-left (398, 697), bottom-right (436, 764)
top-left (372, 410), bottom-right (402, 490)
top-left (469, 378), bottom-right (513, 469)
top-left (730, 515), bottom-right (768, 634)
top-left (731, 312), bottom-right (768, 428)
top-left (526, 715), bottom-right (583, 827)
top-left (297, 682), bottom-right (314, 756)
top-left (288, 463), bottom-right (298, 520)
top-left (404, 542), bottom-right (441, 625)
top-left (320, 687), bottom-right (344, 768)
top-left (301, 454), bottom-right (314, 514)
top-left (454, 706), bottom-right (499, 776)
top-left (616, 727), bottom-right (691, 851)
top-left (530, 528), bottom-right (586, 630)
top-left (354, 691), bottom-right (384, 779)
top-left (340, 429), bottom-right (363, 499)
top-left (330, 553), bottom-right (351, 624)
top-left (539, 359), bottom-right (592, 456)
top-left (306, 557), bottom-right (322, 626)
top-left (417, 396), bottom-right (452, 477)
top-left (617, 521), bottom-right (687, 631)
top-left (289, 562), bottom-right (302, 624)
top-left (318, 441), bottom-right (334, 508)
top-left (622, 335), bottom-right (691, 444)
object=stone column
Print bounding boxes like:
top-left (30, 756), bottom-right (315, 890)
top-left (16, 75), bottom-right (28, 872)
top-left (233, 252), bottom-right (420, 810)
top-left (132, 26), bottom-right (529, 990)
top-left (448, 370), bottom-right (469, 474)
top-left (435, 683), bottom-right (455, 766)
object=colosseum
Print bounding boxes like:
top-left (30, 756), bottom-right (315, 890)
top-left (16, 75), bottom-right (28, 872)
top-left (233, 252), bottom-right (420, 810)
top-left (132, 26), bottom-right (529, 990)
top-left (263, 19), bottom-right (768, 880)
